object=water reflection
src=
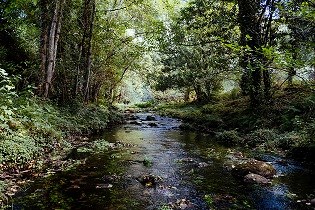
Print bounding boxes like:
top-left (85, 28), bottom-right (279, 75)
top-left (12, 113), bottom-right (315, 210)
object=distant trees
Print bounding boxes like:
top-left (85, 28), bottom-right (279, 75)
top-left (153, 0), bottom-right (314, 107)
top-left (1, 0), bottom-right (314, 108)
top-left (154, 0), bottom-right (237, 103)
top-left (1, 0), bottom-right (160, 104)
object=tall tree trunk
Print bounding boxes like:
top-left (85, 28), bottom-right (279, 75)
top-left (76, 0), bottom-right (96, 102)
top-left (238, 0), bottom-right (263, 107)
top-left (39, 0), bottom-right (65, 98)
top-left (184, 88), bottom-right (190, 102)
top-left (39, 0), bottom-right (49, 95)
top-left (263, 68), bottom-right (271, 103)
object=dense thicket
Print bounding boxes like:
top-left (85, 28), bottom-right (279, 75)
top-left (0, 0), bottom-right (164, 197)
top-left (1, 0), bottom-right (315, 160)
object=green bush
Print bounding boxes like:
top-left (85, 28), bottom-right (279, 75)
top-left (201, 103), bottom-right (225, 114)
top-left (277, 132), bottom-right (306, 150)
top-left (215, 130), bottom-right (242, 146)
top-left (0, 134), bottom-right (41, 167)
top-left (0, 68), bottom-right (18, 125)
top-left (0, 94), bottom-right (114, 169)
top-left (135, 100), bottom-right (155, 108)
top-left (92, 139), bottom-right (111, 152)
top-left (245, 129), bottom-right (279, 148)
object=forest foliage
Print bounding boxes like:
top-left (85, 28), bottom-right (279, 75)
top-left (0, 0), bottom-right (315, 184)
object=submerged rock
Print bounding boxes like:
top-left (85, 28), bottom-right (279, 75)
top-left (197, 162), bottom-right (210, 168)
top-left (244, 173), bottom-right (271, 184)
top-left (145, 115), bottom-right (156, 121)
top-left (127, 115), bottom-right (139, 120)
top-left (96, 183), bottom-right (113, 189)
top-left (232, 159), bottom-right (276, 179)
top-left (136, 174), bottom-right (162, 187)
top-left (311, 198), bottom-right (315, 206)
top-left (148, 122), bottom-right (158, 127)
top-left (178, 158), bottom-right (195, 163)
top-left (129, 120), bottom-right (142, 125)
top-left (169, 199), bottom-right (193, 209)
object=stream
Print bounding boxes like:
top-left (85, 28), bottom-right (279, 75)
top-left (11, 112), bottom-right (315, 209)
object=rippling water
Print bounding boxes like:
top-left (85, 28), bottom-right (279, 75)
top-left (12, 113), bottom-right (315, 209)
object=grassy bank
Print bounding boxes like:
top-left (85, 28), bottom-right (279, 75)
top-left (155, 88), bottom-right (315, 161)
top-left (0, 95), bottom-right (122, 201)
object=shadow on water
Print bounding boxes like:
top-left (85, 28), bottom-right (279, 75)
top-left (11, 113), bottom-right (315, 210)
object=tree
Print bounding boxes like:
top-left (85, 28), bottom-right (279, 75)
top-left (76, 0), bottom-right (96, 102)
top-left (277, 0), bottom-right (315, 85)
top-left (153, 0), bottom-right (238, 102)
top-left (39, 0), bottom-right (65, 98)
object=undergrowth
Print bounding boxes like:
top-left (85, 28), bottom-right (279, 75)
top-left (157, 87), bottom-right (315, 160)
top-left (0, 68), bottom-right (122, 196)
top-left (0, 97), bottom-right (119, 169)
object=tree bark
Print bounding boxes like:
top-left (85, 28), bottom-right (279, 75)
top-left (76, 0), bottom-right (96, 102)
top-left (238, 0), bottom-right (263, 106)
top-left (39, 0), bottom-right (49, 95)
top-left (39, 0), bottom-right (65, 98)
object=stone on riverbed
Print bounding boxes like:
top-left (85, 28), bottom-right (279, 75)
top-left (169, 198), bottom-right (193, 209)
top-left (145, 115), bottom-right (156, 121)
top-left (136, 174), bottom-right (162, 187)
top-left (197, 162), bottom-right (210, 168)
top-left (127, 115), bottom-right (139, 120)
top-left (129, 120), bottom-right (142, 125)
top-left (148, 122), bottom-right (158, 127)
top-left (96, 183), bottom-right (113, 189)
top-left (232, 159), bottom-right (276, 179)
top-left (244, 173), bottom-right (271, 184)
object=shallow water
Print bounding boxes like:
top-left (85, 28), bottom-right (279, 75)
top-left (12, 113), bottom-right (315, 209)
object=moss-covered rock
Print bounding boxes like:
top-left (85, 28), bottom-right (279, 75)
top-left (232, 159), bottom-right (276, 179)
top-left (243, 173), bottom-right (271, 184)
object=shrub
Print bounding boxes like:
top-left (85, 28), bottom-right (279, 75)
top-left (277, 132), bottom-right (306, 150)
top-left (215, 130), bottom-right (242, 146)
top-left (135, 100), bottom-right (155, 108)
top-left (201, 103), bottom-right (224, 114)
top-left (0, 134), bottom-right (41, 167)
top-left (245, 129), bottom-right (279, 148)
top-left (92, 139), bottom-right (110, 152)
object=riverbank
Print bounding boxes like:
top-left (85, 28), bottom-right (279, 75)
top-left (154, 88), bottom-right (315, 163)
top-left (9, 111), bottom-right (315, 210)
top-left (0, 97), bottom-right (123, 205)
